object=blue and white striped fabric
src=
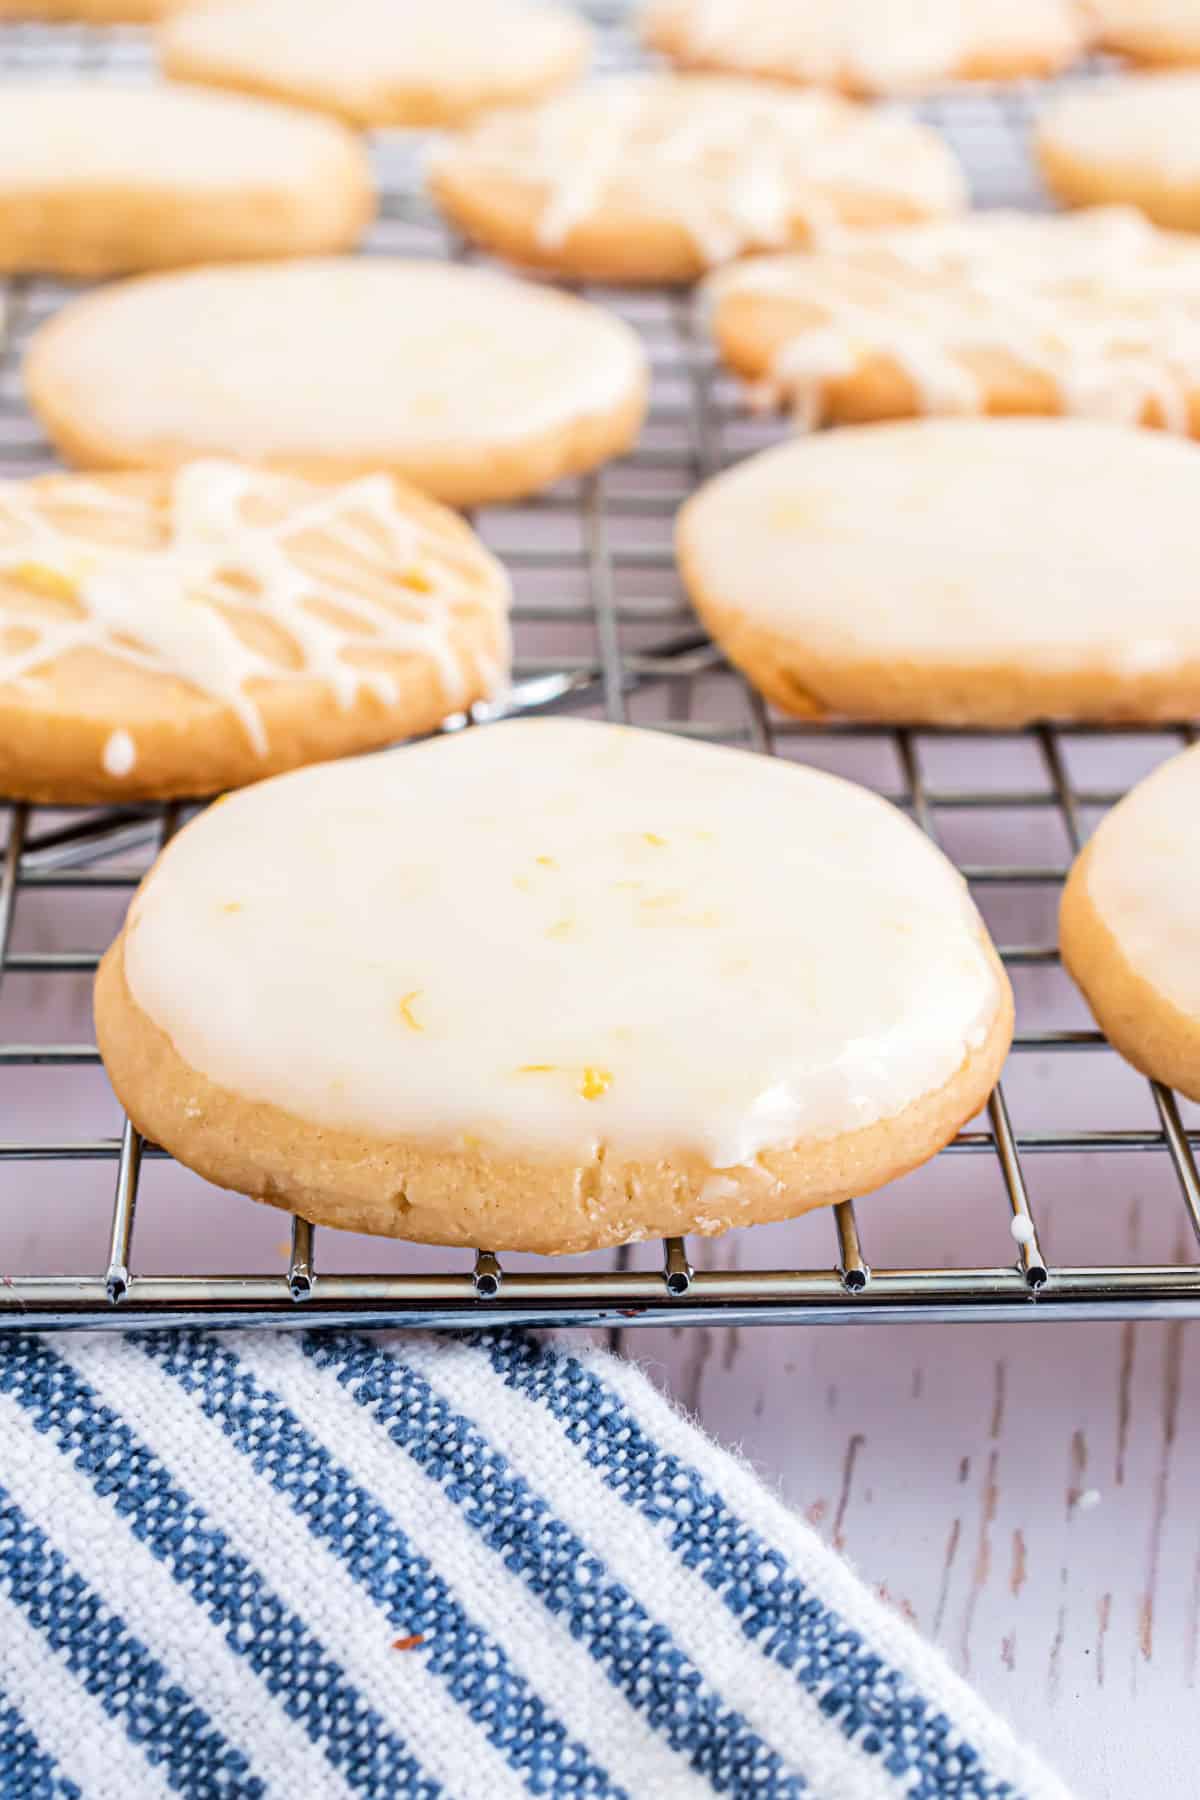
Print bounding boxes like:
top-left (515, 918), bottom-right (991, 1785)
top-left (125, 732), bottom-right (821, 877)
top-left (0, 1330), bottom-right (1071, 1800)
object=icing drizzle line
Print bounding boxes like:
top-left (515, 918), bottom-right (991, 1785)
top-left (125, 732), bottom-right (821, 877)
top-left (719, 208), bottom-right (1200, 433)
top-left (0, 460), bottom-right (507, 752)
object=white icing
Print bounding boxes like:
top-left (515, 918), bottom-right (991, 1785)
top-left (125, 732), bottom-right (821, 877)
top-left (1041, 74), bottom-right (1200, 185)
top-left (124, 718), bottom-right (1003, 1167)
top-left (161, 0), bottom-right (588, 117)
top-left (433, 75), bottom-right (965, 267)
top-left (1083, 742), bottom-right (1200, 1022)
top-left (678, 418), bottom-right (1200, 676)
top-left (32, 260), bottom-right (645, 462)
top-left (1009, 1214), bottom-right (1035, 1245)
top-left (102, 729), bottom-right (136, 778)
top-left (0, 82), bottom-right (363, 190)
top-left (644, 0), bottom-right (1083, 93)
top-left (712, 209), bottom-right (1200, 432)
top-left (0, 461), bottom-right (508, 751)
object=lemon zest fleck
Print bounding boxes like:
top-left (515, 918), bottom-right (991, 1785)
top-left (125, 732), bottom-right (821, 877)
top-left (546, 917), bottom-right (574, 940)
top-left (9, 560), bottom-right (76, 602)
top-left (642, 832), bottom-right (667, 847)
top-left (397, 990), bottom-right (425, 1032)
top-left (535, 855), bottom-right (558, 869)
top-left (578, 1066), bottom-right (613, 1101)
top-left (518, 1063), bottom-right (556, 1074)
top-left (221, 901), bottom-right (242, 915)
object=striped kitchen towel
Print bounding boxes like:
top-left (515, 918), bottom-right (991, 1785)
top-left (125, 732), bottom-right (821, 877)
top-left (0, 1329), bottom-right (1071, 1800)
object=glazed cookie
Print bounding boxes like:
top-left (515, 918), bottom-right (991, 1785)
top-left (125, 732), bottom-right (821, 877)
top-left (708, 208), bottom-right (1200, 431)
top-left (95, 717), bottom-right (1012, 1254)
top-left (0, 460), bottom-right (510, 803)
top-left (0, 83), bottom-right (374, 278)
top-left (1037, 75), bottom-right (1200, 229)
top-left (1061, 743), bottom-right (1200, 1102)
top-left (1087, 0), bottom-right (1200, 67)
top-left (24, 259), bottom-right (648, 508)
top-left (641, 0), bottom-right (1087, 95)
top-left (429, 75), bottom-right (965, 284)
top-left (677, 419), bottom-right (1200, 726)
top-left (159, 0), bottom-right (590, 130)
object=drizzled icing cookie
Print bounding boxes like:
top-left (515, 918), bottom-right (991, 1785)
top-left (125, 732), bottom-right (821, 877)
top-left (1038, 74), bottom-right (1200, 230)
top-left (709, 208), bottom-right (1200, 433)
top-left (25, 259), bottom-right (648, 509)
top-left (678, 418), bottom-right (1200, 726)
top-left (429, 74), bottom-right (965, 284)
top-left (95, 718), bottom-right (1012, 1253)
top-left (0, 461), bottom-right (510, 803)
top-left (641, 0), bottom-right (1087, 95)
top-left (1061, 743), bottom-right (1200, 1103)
top-left (0, 83), bottom-right (375, 277)
top-left (158, 0), bottom-right (591, 129)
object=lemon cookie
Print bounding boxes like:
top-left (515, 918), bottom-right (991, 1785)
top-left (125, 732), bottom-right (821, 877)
top-left (1037, 75), bottom-right (1200, 229)
top-left (678, 419), bottom-right (1200, 726)
top-left (1061, 743), bottom-right (1200, 1102)
top-left (1089, 0), bottom-right (1200, 67)
top-left (95, 718), bottom-right (1012, 1254)
top-left (25, 259), bottom-right (648, 508)
top-left (641, 0), bottom-right (1087, 95)
top-left (159, 0), bottom-right (590, 130)
top-left (0, 83), bottom-right (374, 278)
top-left (0, 460), bottom-right (509, 803)
top-left (709, 208), bottom-right (1200, 431)
top-left (429, 75), bottom-right (965, 285)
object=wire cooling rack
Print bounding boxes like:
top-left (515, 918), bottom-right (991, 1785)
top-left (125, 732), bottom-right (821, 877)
top-left (1, 9), bottom-right (1198, 1332)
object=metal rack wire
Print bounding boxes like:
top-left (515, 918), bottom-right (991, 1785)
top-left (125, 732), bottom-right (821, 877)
top-left (1, 10), bottom-right (1199, 1331)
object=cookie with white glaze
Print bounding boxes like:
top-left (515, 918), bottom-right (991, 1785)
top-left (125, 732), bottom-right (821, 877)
top-left (1037, 75), bottom-right (1200, 229)
top-left (678, 419), bottom-right (1200, 726)
top-left (24, 259), bottom-right (648, 508)
top-left (95, 718), bottom-right (1012, 1254)
top-left (1061, 743), bottom-right (1200, 1102)
top-left (708, 208), bottom-right (1200, 432)
top-left (0, 83), bottom-right (374, 278)
top-left (0, 461), bottom-right (510, 803)
top-left (641, 0), bottom-right (1087, 95)
top-left (429, 75), bottom-right (965, 285)
top-left (158, 0), bottom-right (590, 130)
top-left (1085, 0), bottom-right (1200, 68)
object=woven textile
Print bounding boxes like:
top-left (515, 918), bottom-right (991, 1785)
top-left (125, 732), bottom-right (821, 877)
top-left (0, 1330), bottom-right (1071, 1800)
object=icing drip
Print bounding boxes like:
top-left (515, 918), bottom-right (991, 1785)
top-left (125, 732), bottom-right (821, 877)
top-left (435, 75), bottom-right (964, 268)
top-left (102, 729), bottom-right (136, 778)
top-left (0, 461), bottom-right (507, 752)
top-left (718, 209), bottom-right (1200, 433)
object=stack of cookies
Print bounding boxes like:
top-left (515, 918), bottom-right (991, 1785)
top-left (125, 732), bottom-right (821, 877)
top-left (2, 0), bottom-right (1196, 1258)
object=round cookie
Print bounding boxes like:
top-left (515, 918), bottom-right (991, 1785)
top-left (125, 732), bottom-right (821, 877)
top-left (0, 83), bottom-right (374, 278)
top-left (24, 259), bottom-right (648, 509)
top-left (429, 75), bottom-right (965, 285)
top-left (707, 208), bottom-right (1200, 432)
top-left (1037, 75), bottom-right (1200, 230)
top-left (158, 0), bottom-right (590, 130)
top-left (1061, 743), bottom-right (1200, 1102)
top-left (677, 418), bottom-right (1200, 726)
top-left (1089, 0), bottom-right (1200, 66)
top-left (95, 717), bottom-right (1013, 1254)
top-left (0, 459), bottom-right (510, 803)
top-left (641, 0), bottom-right (1087, 95)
